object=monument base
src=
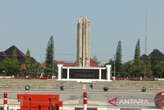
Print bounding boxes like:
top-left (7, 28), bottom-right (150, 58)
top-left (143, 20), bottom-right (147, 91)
top-left (57, 65), bottom-right (112, 82)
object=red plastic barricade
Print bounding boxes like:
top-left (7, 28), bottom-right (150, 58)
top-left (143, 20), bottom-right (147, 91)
top-left (154, 91), bottom-right (164, 108)
top-left (17, 94), bottom-right (63, 110)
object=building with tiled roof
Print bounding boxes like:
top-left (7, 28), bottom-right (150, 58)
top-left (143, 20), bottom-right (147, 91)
top-left (42, 59), bottom-right (99, 67)
top-left (0, 45), bottom-right (26, 62)
top-left (141, 49), bottom-right (164, 62)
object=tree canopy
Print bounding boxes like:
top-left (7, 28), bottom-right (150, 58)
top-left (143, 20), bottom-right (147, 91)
top-left (115, 40), bottom-right (122, 74)
top-left (44, 36), bottom-right (57, 77)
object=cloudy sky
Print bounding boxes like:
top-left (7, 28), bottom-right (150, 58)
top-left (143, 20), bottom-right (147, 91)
top-left (0, 0), bottom-right (164, 63)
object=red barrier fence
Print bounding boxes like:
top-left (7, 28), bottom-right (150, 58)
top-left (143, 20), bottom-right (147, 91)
top-left (17, 94), bottom-right (63, 110)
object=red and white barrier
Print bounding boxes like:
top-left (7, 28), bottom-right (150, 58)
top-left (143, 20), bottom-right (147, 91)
top-left (83, 92), bottom-right (87, 110)
top-left (4, 92), bottom-right (8, 110)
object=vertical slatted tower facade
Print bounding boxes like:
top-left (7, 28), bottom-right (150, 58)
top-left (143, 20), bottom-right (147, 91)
top-left (77, 17), bottom-right (90, 67)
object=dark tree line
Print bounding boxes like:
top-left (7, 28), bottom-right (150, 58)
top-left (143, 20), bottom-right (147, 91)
top-left (0, 49), bottom-right (20, 76)
top-left (1, 36), bottom-right (164, 78)
top-left (0, 36), bottom-right (58, 77)
top-left (0, 48), bottom-right (43, 77)
top-left (108, 39), bottom-right (164, 78)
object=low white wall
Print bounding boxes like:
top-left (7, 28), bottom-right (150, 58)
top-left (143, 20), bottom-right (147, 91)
top-left (8, 106), bottom-right (20, 110)
top-left (60, 107), bottom-right (75, 110)
top-left (0, 76), bottom-right (13, 79)
top-left (59, 107), bottom-right (162, 110)
top-left (156, 78), bottom-right (164, 81)
top-left (98, 108), bottom-right (120, 110)
top-left (142, 109), bottom-right (162, 110)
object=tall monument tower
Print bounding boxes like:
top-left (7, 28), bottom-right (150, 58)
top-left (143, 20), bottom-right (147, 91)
top-left (77, 17), bottom-right (90, 67)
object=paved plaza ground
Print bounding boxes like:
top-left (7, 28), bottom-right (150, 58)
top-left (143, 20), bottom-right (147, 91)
top-left (0, 79), bottom-right (163, 109)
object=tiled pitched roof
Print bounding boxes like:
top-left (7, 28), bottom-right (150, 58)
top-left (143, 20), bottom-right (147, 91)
top-left (0, 52), bottom-right (7, 61)
top-left (42, 59), bottom-right (99, 67)
top-left (90, 59), bottom-right (99, 67)
top-left (0, 45), bottom-right (26, 62)
top-left (141, 49), bottom-right (164, 62)
top-left (149, 49), bottom-right (164, 61)
top-left (55, 61), bottom-right (76, 67)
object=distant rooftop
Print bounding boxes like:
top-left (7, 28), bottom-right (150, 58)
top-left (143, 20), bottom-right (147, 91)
top-left (141, 49), bottom-right (164, 62)
top-left (42, 59), bottom-right (99, 67)
top-left (0, 45), bottom-right (26, 62)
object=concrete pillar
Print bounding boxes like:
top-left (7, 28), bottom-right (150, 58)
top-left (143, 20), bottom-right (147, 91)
top-left (57, 64), bottom-right (63, 80)
top-left (82, 19), bottom-right (86, 67)
top-left (77, 17), bottom-right (83, 67)
top-left (106, 65), bottom-right (111, 81)
top-left (67, 67), bottom-right (70, 79)
top-left (85, 17), bottom-right (90, 67)
top-left (99, 68), bottom-right (102, 80)
top-left (88, 20), bottom-right (90, 66)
